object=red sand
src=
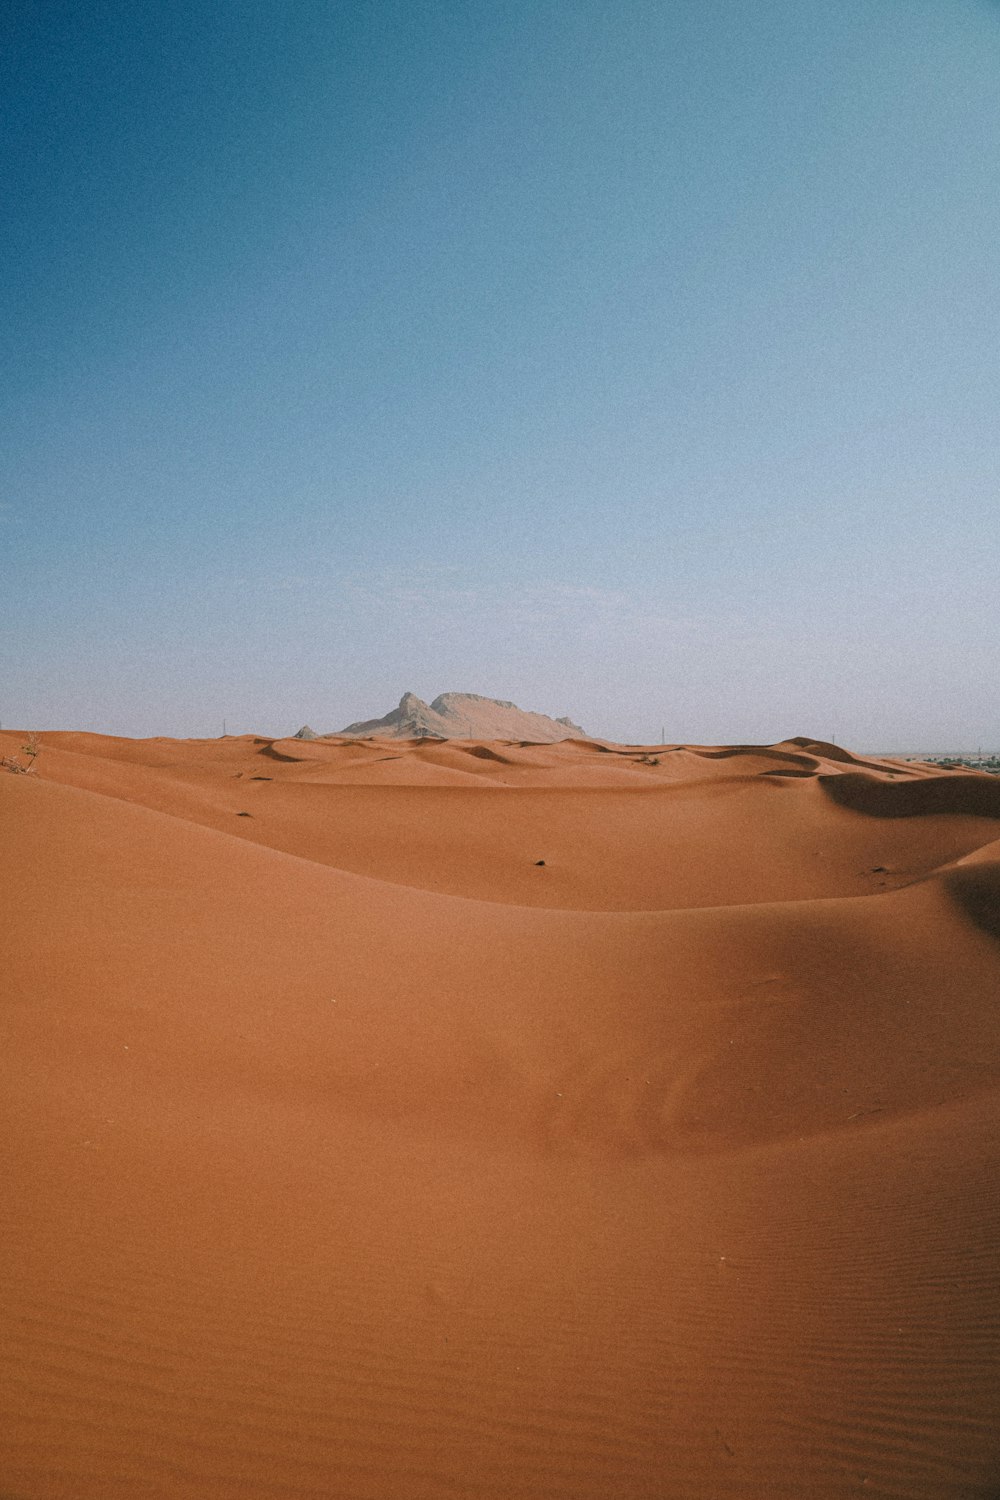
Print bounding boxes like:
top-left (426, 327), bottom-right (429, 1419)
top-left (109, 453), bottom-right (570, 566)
top-left (2, 730), bottom-right (999, 1498)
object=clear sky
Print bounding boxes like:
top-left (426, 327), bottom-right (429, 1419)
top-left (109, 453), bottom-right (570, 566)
top-left (3, 0), bottom-right (999, 747)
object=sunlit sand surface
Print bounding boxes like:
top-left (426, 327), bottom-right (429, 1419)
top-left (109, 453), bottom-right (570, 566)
top-left (3, 730), bottom-right (999, 1498)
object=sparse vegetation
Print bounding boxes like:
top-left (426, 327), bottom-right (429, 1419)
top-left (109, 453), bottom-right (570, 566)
top-left (929, 754), bottom-right (1000, 776)
top-left (2, 733), bottom-right (41, 774)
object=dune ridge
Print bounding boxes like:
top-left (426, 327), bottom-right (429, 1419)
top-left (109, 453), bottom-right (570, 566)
top-left (2, 729), bottom-right (999, 1498)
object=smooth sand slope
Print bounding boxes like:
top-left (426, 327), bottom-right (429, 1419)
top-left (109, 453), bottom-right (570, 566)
top-left (2, 731), bottom-right (999, 1499)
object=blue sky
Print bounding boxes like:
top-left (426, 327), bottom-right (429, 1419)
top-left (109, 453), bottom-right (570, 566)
top-left (3, 0), bottom-right (999, 746)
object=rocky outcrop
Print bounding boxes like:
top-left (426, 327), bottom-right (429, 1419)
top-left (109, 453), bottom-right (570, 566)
top-left (335, 692), bottom-right (586, 742)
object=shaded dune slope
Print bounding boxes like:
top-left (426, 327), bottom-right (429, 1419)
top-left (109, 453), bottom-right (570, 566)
top-left (2, 732), bottom-right (1000, 1499)
top-left (822, 768), bottom-right (1000, 819)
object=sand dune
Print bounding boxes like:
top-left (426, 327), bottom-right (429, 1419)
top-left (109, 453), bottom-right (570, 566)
top-left (2, 731), bottom-right (999, 1497)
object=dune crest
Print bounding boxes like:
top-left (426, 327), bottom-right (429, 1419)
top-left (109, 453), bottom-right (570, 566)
top-left (3, 728), bottom-right (1000, 1498)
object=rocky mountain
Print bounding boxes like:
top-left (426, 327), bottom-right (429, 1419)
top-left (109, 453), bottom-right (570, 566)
top-left (311, 692), bottom-right (586, 742)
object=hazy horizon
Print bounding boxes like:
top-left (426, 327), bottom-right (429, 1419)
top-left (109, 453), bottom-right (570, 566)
top-left (2, 691), bottom-right (998, 758)
top-left (4, 1), bottom-right (1000, 746)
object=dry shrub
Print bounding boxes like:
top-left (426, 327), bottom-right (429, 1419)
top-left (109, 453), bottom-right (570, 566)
top-left (2, 734), bottom-right (40, 774)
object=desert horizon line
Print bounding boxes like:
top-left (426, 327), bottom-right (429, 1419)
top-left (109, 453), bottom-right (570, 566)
top-left (3, 724), bottom-right (997, 761)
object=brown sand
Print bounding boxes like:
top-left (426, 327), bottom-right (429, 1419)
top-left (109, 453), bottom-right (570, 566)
top-left (2, 730), bottom-right (999, 1498)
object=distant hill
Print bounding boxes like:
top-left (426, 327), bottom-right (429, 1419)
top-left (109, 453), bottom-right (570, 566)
top-left (296, 692), bottom-right (586, 742)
